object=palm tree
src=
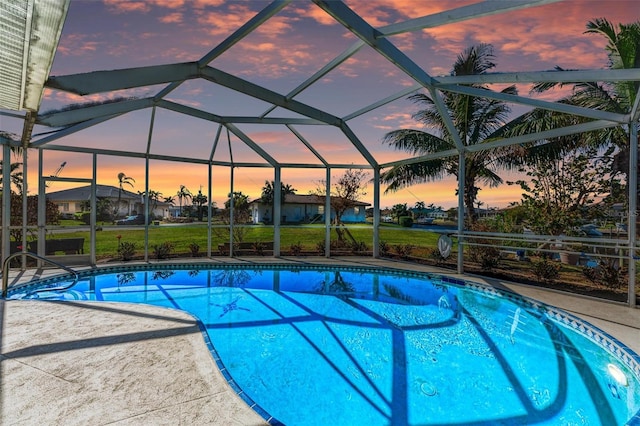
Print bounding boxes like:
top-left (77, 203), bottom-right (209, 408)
top-left (0, 161), bottom-right (24, 194)
top-left (260, 180), bottom-right (296, 222)
top-left (0, 133), bottom-right (24, 194)
top-left (381, 44), bottom-right (522, 224)
top-left (176, 185), bottom-right (192, 216)
top-left (139, 189), bottom-right (162, 217)
top-left (115, 172), bottom-right (135, 217)
top-left (192, 189), bottom-right (208, 221)
top-left (507, 18), bottom-right (639, 208)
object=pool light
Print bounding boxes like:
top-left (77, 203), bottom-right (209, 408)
top-left (607, 363), bottom-right (628, 387)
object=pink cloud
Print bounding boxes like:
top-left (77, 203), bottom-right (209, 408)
top-left (103, 0), bottom-right (151, 14)
top-left (255, 16), bottom-right (294, 38)
top-left (196, 4), bottom-right (261, 36)
top-left (56, 34), bottom-right (102, 57)
top-left (159, 13), bottom-right (183, 24)
top-left (152, 0), bottom-right (185, 9)
top-left (192, 0), bottom-right (226, 9)
top-left (242, 42), bottom-right (277, 52)
top-left (293, 4), bottom-right (339, 26)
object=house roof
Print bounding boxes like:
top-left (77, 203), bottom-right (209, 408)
top-left (250, 194), bottom-right (370, 207)
top-left (47, 184), bottom-right (141, 201)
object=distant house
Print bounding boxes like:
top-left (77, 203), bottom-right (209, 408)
top-left (410, 207), bottom-right (448, 221)
top-left (249, 194), bottom-right (370, 224)
top-left (47, 184), bottom-right (171, 218)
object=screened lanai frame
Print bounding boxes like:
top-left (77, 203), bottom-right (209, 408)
top-left (1, 0), bottom-right (639, 307)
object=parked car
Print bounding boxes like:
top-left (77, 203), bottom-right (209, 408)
top-left (116, 214), bottom-right (146, 225)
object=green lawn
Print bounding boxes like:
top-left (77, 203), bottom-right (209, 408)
top-left (46, 223), bottom-right (443, 259)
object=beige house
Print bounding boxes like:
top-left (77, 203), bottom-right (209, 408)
top-left (47, 184), bottom-right (171, 219)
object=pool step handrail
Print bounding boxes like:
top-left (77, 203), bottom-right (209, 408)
top-left (2, 252), bottom-right (80, 298)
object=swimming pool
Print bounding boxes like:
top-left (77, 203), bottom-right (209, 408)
top-left (6, 264), bottom-right (640, 425)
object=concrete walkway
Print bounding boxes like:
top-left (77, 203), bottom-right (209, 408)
top-left (1, 257), bottom-right (638, 425)
top-left (0, 301), bottom-right (268, 425)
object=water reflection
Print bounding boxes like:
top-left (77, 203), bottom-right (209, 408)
top-left (152, 270), bottom-right (175, 280)
top-left (213, 269), bottom-right (253, 287)
top-left (117, 272), bottom-right (136, 287)
top-left (316, 271), bottom-right (355, 298)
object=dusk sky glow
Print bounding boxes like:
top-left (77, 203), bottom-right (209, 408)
top-left (4, 0), bottom-right (639, 210)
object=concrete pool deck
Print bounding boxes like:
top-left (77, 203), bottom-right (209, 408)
top-left (1, 257), bottom-right (639, 425)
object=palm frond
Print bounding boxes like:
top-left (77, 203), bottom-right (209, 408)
top-left (380, 159), bottom-right (449, 193)
top-left (381, 129), bottom-right (452, 154)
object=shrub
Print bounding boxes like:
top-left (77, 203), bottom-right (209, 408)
top-left (428, 247), bottom-right (447, 264)
top-left (379, 240), bottom-right (390, 256)
top-left (330, 239), bottom-right (350, 250)
top-left (188, 242), bottom-right (200, 257)
top-left (479, 249), bottom-right (501, 270)
top-left (466, 222), bottom-right (502, 271)
top-left (398, 216), bottom-right (413, 227)
top-left (316, 239), bottom-right (326, 254)
top-left (152, 241), bottom-right (174, 260)
top-left (351, 240), bottom-right (368, 253)
top-left (252, 241), bottom-right (265, 256)
top-left (394, 244), bottom-right (413, 259)
top-left (532, 258), bottom-right (560, 284)
top-left (117, 241), bottom-right (136, 261)
top-left (78, 211), bottom-right (91, 225)
top-left (582, 259), bottom-right (625, 289)
top-left (290, 242), bottom-right (303, 256)
top-left (468, 245), bottom-right (501, 271)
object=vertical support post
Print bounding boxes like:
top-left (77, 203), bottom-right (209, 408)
top-left (373, 167), bottom-right (380, 258)
top-left (208, 125), bottom-right (223, 258)
top-left (23, 148), bottom-right (30, 260)
top-left (229, 167), bottom-right (234, 257)
top-left (324, 168), bottom-right (331, 257)
top-left (37, 150), bottom-right (45, 263)
top-left (207, 163), bottom-right (212, 257)
top-left (2, 144), bottom-right (10, 263)
top-left (91, 154), bottom-right (97, 265)
top-left (274, 167), bottom-right (281, 257)
top-left (144, 157), bottom-right (150, 262)
top-left (628, 124), bottom-right (637, 307)
top-left (227, 127), bottom-right (234, 257)
top-left (457, 151), bottom-right (465, 274)
top-left (143, 106), bottom-right (155, 263)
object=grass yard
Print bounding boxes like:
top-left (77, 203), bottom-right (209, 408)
top-left (45, 222), bottom-right (443, 259)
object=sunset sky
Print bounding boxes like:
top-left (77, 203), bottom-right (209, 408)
top-left (3, 0), bottom-right (638, 210)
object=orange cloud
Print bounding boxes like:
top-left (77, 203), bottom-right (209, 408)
top-left (153, 0), bottom-right (185, 9)
top-left (196, 4), bottom-right (262, 36)
top-left (193, 0), bottom-right (226, 8)
top-left (255, 16), bottom-right (294, 39)
top-left (294, 3), bottom-right (340, 27)
top-left (159, 13), bottom-right (183, 24)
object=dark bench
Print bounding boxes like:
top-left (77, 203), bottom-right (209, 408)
top-left (26, 238), bottom-right (85, 255)
top-left (218, 241), bottom-right (273, 255)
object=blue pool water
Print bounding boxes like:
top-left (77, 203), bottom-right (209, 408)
top-left (7, 264), bottom-right (640, 425)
